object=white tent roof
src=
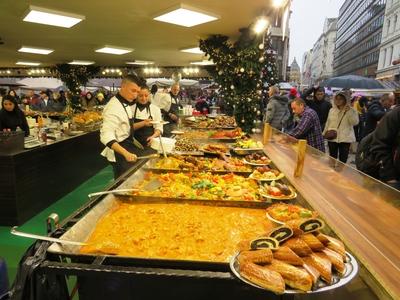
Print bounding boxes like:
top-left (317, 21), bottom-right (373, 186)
top-left (17, 77), bottom-right (66, 91)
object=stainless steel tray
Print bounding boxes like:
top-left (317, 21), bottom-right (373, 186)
top-left (230, 251), bottom-right (358, 294)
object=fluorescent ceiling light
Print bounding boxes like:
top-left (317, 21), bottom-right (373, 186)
top-left (153, 4), bottom-right (218, 27)
top-left (190, 60), bottom-right (214, 65)
top-left (16, 61), bottom-right (41, 66)
top-left (95, 46), bottom-right (133, 55)
top-left (181, 47), bottom-right (204, 54)
top-left (68, 60), bottom-right (95, 65)
top-left (126, 60), bottom-right (154, 65)
top-left (18, 46), bottom-right (54, 55)
top-left (23, 5), bottom-right (85, 28)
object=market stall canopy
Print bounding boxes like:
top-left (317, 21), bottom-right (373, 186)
top-left (146, 78), bottom-right (199, 87)
top-left (321, 75), bottom-right (385, 89)
top-left (0, 0), bottom-right (280, 67)
top-left (0, 78), bottom-right (26, 87)
top-left (17, 77), bottom-right (66, 90)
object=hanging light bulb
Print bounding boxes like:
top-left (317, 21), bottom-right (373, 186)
top-left (253, 17), bottom-right (269, 34)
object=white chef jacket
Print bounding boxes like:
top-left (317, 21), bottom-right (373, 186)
top-left (131, 103), bottom-right (164, 134)
top-left (151, 92), bottom-right (179, 112)
top-left (100, 96), bottom-right (133, 162)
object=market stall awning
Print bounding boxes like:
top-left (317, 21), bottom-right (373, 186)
top-left (17, 77), bottom-right (66, 91)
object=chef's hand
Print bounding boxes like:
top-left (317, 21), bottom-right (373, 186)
top-left (124, 151), bottom-right (137, 162)
top-left (169, 113), bottom-right (178, 122)
top-left (141, 119), bottom-right (153, 127)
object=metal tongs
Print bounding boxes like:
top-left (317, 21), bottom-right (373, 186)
top-left (137, 153), bottom-right (159, 160)
top-left (88, 188), bottom-right (139, 199)
top-left (159, 136), bottom-right (167, 158)
top-left (11, 226), bottom-right (87, 246)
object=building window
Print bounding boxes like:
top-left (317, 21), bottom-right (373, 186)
top-left (382, 48), bottom-right (387, 68)
top-left (387, 19), bottom-right (391, 36)
top-left (388, 46), bottom-right (394, 66)
top-left (394, 15), bottom-right (398, 32)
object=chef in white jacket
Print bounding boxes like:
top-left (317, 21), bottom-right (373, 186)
top-left (151, 83), bottom-right (182, 136)
top-left (131, 85), bottom-right (163, 152)
top-left (100, 74), bottom-right (144, 179)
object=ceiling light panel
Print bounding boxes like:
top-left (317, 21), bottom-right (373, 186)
top-left (95, 46), bottom-right (133, 55)
top-left (16, 61), bottom-right (41, 66)
top-left (190, 60), bottom-right (214, 65)
top-left (23, 5), bottom-right (85, 28)
top-left (18, 46), bottom-right (54, 55)
top-left (154, 5), bottom-right (218, 27)
top-left (126, 61), bottom-right (154, 65)
top-left (68, 60), bottom-right (95, 65)
top-left (181, 47), bottom-right (204, 54)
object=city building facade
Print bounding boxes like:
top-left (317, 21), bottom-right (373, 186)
top-left (376, 0), bottom-right (400, 82)
top-left (310, 18), bottom-right (337, 84)
top-left (301, 50), bottom-right (313, 88)
top-left (333, 0), bottom-right (386, 77)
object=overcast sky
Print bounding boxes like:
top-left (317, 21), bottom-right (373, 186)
top-left (289, 0), bottom-right (346, 69)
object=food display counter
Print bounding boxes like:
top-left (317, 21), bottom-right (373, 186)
top-left (15, 124), bottom-right (399, 300)
top-left (0, 130), bottom-right (107, 226)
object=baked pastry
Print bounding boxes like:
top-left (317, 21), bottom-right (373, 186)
top-left (265, 260), bottom-right (313, 292)
top-left (239, 249), bottom-right (273, 265)
top-left (302, 253), bottom-right (332, 283)
top-left (301, 234), bottom-right (325, 251)
top-left (322, 248), bottom-right (345, 275)
top-left (282, 237), bottom-right (313, 257)
top-left (302, 262), bottom-right (320, 285)
top-left (240, 262), bottom-right (285, 294)
top-left (272, 246), bottom-right (303, 266)
top-left (314, 232), bottom-right (330, 245)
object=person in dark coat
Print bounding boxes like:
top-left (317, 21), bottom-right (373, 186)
top-left (362, 94), bottom-right (393, 138)
top-left (301, 86), bottom-right (332, 130)
top-left (367, 106), bottom-right (400, 189)
top-left (0, 95), bottom-right (30, 136)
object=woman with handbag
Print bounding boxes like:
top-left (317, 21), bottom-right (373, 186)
top-left (323, 91), bottom-right (359, 163)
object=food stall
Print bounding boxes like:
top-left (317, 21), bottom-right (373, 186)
top-left (11, 119), bottom-right (399, 300)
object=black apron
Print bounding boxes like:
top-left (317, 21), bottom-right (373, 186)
top-left (113, 101), bottom-right (143, 179)
top-left (132, 105), bottom-right (157, 156)
top-left (163, 94), bottom-right (181, 137)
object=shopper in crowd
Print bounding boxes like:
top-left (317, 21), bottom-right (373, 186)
top-left (131, 85), bottom-right (162, 153)
top-left (195, 96), bottom-right (210, 114)
top-left (7, 89), bottom-right (20, 103)
top-left (287, 98), bottom-right (325, 152)
top-left (0, 95), bottom-right (30, 136)
top-left (22, 90), bottom-right (40, 107)
top-left (264, 85), bottom-right (290, 131)
top-left (352, 96), bottom-right (368, 142)
top-left (323, 91), bottom-right (359, 163)
top-left (152, 83), bottom-right (182, 137)
top-left (356, 106), bottom-right (400, 190)
top-left (95, 92), bottom-right (108, 106)
top-left (288, 87), bottom-right (298, 100)
top-left (301, 86), bottom-right (332, 130)
top-left (81, 91), bottom-right (96, 110)
top-left (100, 74), bottom-right (145, 179)
top-left (362, 94), bottom-right (393, 138)
top-left (32, 90), bottom-right (56, 112)
top-left (51, 91), bottom-right (66, 112)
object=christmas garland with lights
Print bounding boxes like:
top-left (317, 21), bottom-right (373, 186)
top-left (53, 64), bottom-right (100, 110)
top-left (200, 28), bottom-right (278, 133)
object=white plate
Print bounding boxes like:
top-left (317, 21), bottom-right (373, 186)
top-left (150, 121), bottom-right (169, 125)
top-left (266, 212), bottom-right (285, 225)
top-left (243, 158), bottom-right (271, 166)
top-left (171, 130), bottom-right (184, 135)
top-left (259, 187), bottom-right (297, 201)
top-left (249, 172), bottom-right (285, 181)
top-left (230, 251), bottom-right (359, 294)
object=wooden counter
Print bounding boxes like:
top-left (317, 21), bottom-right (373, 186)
top-left (260, 133), bottom-right (400, 299)
top-left (0, 131), bottom-right (107, 226)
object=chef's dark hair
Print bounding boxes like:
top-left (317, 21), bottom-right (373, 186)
top-left (122, 74), bottom-right (146, 86)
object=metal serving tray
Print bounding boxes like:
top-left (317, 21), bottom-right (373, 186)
top-left (47, 168), bottom-right (271, 271)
